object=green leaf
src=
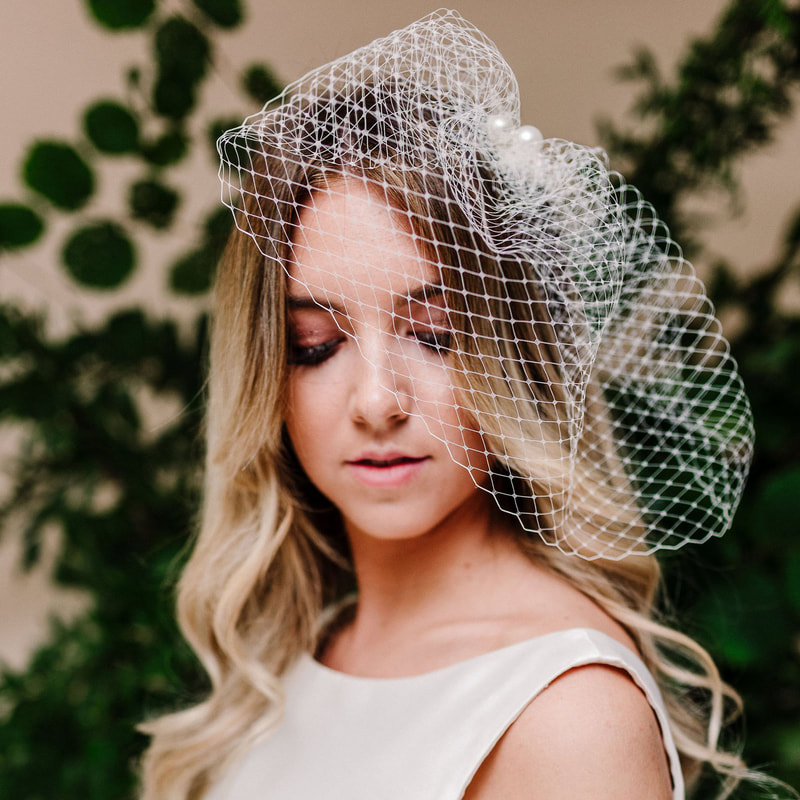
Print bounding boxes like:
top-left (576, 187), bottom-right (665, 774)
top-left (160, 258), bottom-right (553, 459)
top-left (85, 0), bottom-right (155, 29)
top-left (23, 141), bottom-right (94, 211)
top-left (0, 305), bottom-right (43, 359)
top-left (169, 248), bottom-right (216, 294)
top-left (129, 179), bottom-right (180, 229)
top-left (140, 130), bottom-right (188, 166)
top-left (763, 0), bottom-right (792, 35)
top-left (62, 221), bottom-right (135, 288)
top-left (155, 17), bottom-right (211, 82)
top-left (152, 17), bottom-right (210, 120)
top-left (190, 0), bottom-right (243, 28)
top-left (101, 310), bottom-right (151, 363)
top-left (203, 207), bottom-right (233, 254)
top-left (84, 101), bottom-right (139, 154)
top-left (153, 76), bottom-right (197, 121)
top-left (0, 203), bottom-right (45, 249)
top-left (242, 63), bottom-right (282, 105)
top-left (0, 368), bottom-right (65, 419)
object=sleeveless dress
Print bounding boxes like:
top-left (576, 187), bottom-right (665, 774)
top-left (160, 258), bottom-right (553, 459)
top-left (208, 627), bottom-right (685, 799)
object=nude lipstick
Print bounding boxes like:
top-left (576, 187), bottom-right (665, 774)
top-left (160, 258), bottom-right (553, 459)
top-left (346, 452), bottom-right (430, 488)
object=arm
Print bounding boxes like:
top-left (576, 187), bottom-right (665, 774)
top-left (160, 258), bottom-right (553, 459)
top-left (463, 664), bottom-right (675, 800)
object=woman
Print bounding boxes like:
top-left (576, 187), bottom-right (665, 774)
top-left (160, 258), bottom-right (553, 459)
top-left (141, 11), bottom-right (760, 799)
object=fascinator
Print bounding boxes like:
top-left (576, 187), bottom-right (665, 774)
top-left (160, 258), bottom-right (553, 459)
top-left (217, 10), bottom-right (753, 560)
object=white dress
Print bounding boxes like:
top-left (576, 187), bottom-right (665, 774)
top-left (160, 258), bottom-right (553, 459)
top-left (208, 627), bottom-right (684, 799)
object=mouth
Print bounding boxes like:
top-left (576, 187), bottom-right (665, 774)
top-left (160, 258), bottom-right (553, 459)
top-left (351, 456), bottom-right (427, 467)
top-left (346, 454), bottom-right (430, 487)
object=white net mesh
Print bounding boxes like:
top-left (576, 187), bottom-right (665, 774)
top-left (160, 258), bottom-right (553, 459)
top-left (217, 9), bottom-right (753, 560)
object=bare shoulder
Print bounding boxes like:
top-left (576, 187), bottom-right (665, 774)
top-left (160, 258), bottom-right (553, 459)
top-left (463, 663), bottom-right (675, 800)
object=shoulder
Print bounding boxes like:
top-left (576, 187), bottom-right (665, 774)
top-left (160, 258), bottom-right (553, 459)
top-left (463, 662), bottom-right (675, 800)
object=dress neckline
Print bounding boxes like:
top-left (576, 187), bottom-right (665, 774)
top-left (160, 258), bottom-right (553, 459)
top-left (300, 627), bottom-right (636, 684)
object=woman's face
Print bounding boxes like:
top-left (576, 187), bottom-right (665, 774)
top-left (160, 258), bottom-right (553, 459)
top-left (284, 179), bottom-right (491, 542)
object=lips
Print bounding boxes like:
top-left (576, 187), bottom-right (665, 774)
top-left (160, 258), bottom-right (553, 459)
top-left (346, 453), bottom-right (430, 488)
top-left (353, 456), bottom-right (422, 467)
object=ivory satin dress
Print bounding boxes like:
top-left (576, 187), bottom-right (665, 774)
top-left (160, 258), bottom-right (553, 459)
top-left (207, 627), bottom-right (684, 799)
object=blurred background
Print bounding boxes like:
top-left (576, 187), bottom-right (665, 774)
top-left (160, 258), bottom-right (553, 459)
top-left (0, 0), bottom-right (798, 797)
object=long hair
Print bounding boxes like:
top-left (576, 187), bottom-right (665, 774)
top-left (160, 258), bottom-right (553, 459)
top-left (139, 88), bottom-right (748, 799)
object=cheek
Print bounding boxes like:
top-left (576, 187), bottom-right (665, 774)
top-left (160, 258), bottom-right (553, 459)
top-left (411, 364), bottom-right (490, 474)
top-left (452, 412), bottom-right (491, 476)
top-left (285, 373), bottom-right (335, 464)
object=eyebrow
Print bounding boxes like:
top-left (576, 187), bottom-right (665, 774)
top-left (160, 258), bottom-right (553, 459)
top-left (287, 282), bottom-right (445, 313)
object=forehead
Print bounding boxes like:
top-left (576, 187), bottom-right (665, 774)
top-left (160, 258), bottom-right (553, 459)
top-left (288, 179), bottom-right (437, 307)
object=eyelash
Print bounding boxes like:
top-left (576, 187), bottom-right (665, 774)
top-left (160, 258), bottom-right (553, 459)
top-left (289, 330), bottom-right (452, 367)
top-left (288, 338), bottom-right (343, 366)
top-left (413, 330), bottom-right (452, 351)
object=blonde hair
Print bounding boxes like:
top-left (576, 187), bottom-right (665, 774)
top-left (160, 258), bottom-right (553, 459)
top-left (139, 103), bottom-right (752, 800)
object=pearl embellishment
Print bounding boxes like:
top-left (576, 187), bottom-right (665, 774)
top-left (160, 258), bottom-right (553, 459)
top-left (488, 113), bottom-right (514, 132)
top-left (517, 125), bottom-right (543, 143)
top-left (487, 114), bottom-right (543, 147)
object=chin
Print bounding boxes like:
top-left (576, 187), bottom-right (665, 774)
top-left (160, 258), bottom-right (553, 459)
top-left (342, 507), bottom-right (448, 542)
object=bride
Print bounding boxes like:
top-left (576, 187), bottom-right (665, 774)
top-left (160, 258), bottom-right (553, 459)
top-left (140, 11), bottom-right (760, 800)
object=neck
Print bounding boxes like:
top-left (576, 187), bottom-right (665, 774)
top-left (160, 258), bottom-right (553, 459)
top-left (342, 497), bottom-right (523, 641)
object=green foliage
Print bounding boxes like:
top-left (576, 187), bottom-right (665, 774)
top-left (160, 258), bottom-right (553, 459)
top-left (598, 0), bottom-right (800, 246)
top-left (84, 100), bottom-right (140, 154)
top-left (0, 306), bottom-right (208, 798)
top-left (152, 17), bottom-right (211, 120)
top-left (23, 141), bottom-right (94, 211)
top-left (191, 0), bottom-right (244, 29)
top-left (0, 24), bottom-right (254, 796)
top-left (62, 221), bottom-right (135, 288)
top-left (169, 207), bottom-right (232, 294)
top-left (0, 203), bottom-right (44, 249)
top-left (139, 129), bottom-right (188, 167)
top-left (242, 63), bottom-right (281, 105)
top-left (86, 0), bottom-right (156, 30)
top-left (169, 248), bottom-right (218, 294)
top-left (203, 206), bottom-right (234, 252)
top-left (129, 179), bottom-right (180, 229)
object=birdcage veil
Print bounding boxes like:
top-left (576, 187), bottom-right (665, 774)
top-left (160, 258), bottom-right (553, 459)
top-left (216, 9), bottom-right (753, 561)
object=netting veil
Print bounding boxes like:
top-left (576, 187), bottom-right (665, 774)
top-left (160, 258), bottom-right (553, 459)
top-left (217, 10), bottom-right (754, 560)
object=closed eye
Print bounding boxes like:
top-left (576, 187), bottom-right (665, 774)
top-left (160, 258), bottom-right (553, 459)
top-left (289, 327), bottom-right (451, 367)
top-left (413, 330), bottom-right (452, 351)
top-left (289, 338), bottom-right (345, 366)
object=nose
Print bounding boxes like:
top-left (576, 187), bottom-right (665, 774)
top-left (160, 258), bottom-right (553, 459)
top-left (349, 341), bottom-right (411, 431)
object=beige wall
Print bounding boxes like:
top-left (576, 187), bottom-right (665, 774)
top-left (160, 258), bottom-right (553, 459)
top-left (1, 1), bottom-right (798, 667)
